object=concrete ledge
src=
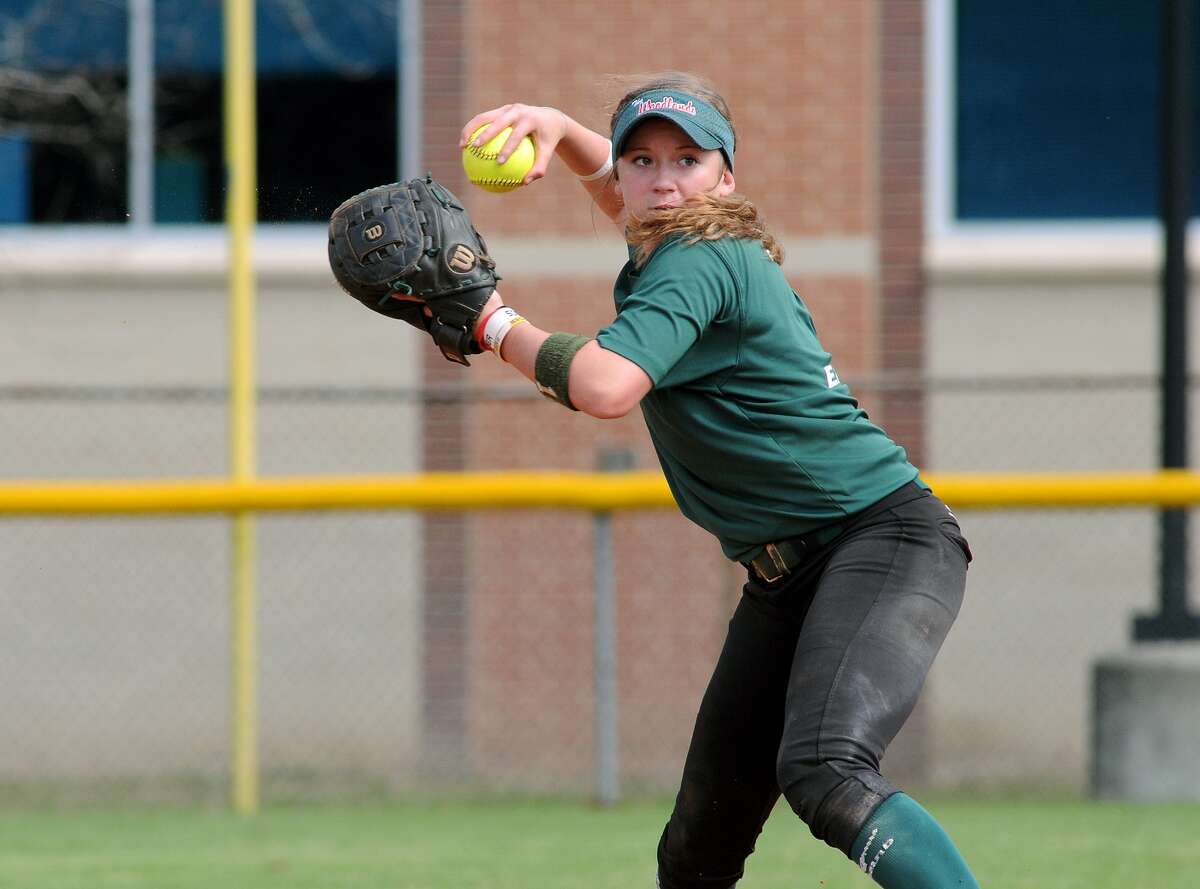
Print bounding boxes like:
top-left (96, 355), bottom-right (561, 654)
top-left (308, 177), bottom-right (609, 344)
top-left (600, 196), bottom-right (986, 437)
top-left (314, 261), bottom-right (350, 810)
top-left (0, 226), bottom-right (877, 285)
top-left (1091, 643), bottom-right (1200, 801)
top-left (0, 225), bottom-right (332, 286)
top-left (926, 225), bottom-right (1200, 285)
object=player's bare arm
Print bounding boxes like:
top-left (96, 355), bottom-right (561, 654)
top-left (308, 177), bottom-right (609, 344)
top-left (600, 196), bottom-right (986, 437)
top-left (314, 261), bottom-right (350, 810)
top-left (478, 291), bottom-right (651, 419)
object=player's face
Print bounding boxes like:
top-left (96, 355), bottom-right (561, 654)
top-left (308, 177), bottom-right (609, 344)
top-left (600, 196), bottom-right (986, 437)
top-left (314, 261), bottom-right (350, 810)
top-left (615, 118), bottom-right (735, 217)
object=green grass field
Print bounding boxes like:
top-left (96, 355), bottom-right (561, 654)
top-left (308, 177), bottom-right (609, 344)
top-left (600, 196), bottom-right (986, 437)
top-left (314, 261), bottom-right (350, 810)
top-left (2, 797), bottom-right (1197, 888)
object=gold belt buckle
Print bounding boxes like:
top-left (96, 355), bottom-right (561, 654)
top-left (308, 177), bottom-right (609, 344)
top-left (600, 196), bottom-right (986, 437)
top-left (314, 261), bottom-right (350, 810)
top-left (753, 542), bottom-right (789, 583)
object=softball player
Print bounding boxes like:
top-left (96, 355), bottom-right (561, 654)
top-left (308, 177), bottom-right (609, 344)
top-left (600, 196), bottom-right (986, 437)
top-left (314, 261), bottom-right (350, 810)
top-left (460, 72), bottom-right (980, 889)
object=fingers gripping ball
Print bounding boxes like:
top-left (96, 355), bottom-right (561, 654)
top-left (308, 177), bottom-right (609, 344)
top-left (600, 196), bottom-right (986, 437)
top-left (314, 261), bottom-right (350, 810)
top-left (328, 175), bottom-right (500, 366)
top-left (463, 126), bottom-right (535, 193)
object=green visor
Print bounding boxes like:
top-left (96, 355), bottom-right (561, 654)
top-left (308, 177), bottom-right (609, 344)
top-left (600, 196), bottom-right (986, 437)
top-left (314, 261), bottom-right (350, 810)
top-left (611, 89), bottom-right (735, 171)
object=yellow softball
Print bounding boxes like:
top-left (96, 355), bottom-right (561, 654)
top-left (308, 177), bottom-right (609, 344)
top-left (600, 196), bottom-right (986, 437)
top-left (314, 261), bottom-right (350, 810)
top-left (462, 126), bottom-right (536, 193)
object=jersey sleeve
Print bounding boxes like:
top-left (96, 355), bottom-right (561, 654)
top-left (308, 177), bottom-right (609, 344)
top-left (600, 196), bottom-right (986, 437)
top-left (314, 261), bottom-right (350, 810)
top-left (595, 238), bottom-right (738, 386)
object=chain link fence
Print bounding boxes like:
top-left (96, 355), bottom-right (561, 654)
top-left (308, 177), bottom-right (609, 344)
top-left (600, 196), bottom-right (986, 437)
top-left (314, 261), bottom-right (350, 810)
top-left (1, 378), bottom-right (1194, 804)
top-left (3, 0), bottom-right (1192, 813)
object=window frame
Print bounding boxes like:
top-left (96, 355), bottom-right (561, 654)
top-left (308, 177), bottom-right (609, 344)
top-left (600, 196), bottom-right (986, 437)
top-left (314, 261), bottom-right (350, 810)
top-left (923, 0), bottom-right (1183, 270)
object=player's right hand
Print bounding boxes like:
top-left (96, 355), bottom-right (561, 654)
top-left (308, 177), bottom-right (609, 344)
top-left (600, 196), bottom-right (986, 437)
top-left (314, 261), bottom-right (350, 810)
top-left (459, 104), bottom-right (568, 185)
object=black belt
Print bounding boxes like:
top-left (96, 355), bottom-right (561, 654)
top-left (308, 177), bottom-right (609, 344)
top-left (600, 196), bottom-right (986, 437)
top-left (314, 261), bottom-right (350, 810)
top-left (744, 481), bottom-right (929, 584)
top-left (744, 521), bottom-right (845, 583)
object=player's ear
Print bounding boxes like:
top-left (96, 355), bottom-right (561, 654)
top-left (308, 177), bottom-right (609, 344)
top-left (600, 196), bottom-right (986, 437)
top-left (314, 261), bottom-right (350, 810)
top-left (715, 165), bottom-right (735, 197)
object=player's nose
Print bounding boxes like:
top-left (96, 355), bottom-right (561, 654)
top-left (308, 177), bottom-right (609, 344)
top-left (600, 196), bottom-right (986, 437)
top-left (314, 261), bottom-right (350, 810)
top-left (650, 166), bottom-right (675, 190)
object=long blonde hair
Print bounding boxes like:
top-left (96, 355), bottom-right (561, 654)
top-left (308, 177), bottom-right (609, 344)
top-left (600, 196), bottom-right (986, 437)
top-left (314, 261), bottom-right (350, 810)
top-left (606, 72), bottom-right (782, 267)
top-left (626, 195), bottom-right (784, 268)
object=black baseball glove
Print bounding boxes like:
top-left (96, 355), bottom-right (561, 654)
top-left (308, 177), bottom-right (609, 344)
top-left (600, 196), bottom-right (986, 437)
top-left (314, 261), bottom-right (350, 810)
top-left (328, 175), bottom-right (500, 365)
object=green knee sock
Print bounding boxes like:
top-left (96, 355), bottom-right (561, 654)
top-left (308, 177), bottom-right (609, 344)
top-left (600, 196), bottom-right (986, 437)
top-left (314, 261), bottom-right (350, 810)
top-left (848, 793), bottom-right (980, 888)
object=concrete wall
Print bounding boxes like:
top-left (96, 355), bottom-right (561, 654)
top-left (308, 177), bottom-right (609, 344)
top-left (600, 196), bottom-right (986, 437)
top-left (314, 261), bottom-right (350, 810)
top-left (0, 228), bottom-right (423, 785)
top-left (923, 230), bottom-right (1200, 789)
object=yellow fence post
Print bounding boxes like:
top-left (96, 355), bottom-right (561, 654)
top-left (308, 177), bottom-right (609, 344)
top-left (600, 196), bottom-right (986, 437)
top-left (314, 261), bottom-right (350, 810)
top-left (224, 0), bottom-right (258, 816)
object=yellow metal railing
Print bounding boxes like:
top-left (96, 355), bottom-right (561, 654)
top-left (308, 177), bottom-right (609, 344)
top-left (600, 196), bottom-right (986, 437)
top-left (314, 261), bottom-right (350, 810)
top-left (5, 470), bottom-right (1200, 515)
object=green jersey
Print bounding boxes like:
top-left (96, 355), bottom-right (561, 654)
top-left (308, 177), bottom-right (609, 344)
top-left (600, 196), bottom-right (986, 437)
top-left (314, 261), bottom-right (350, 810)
top-left (595, 235), bottom-right (920, 562)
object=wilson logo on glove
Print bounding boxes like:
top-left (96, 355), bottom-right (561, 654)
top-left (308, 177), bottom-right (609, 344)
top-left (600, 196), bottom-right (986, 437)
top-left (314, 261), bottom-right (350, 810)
top-left (448, 245), bottom-right (478, 273)
top-left (364, 223), bottom-right (384, 241)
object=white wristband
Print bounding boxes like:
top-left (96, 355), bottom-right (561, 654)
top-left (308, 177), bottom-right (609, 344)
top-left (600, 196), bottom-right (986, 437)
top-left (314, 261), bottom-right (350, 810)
top-left (482, 306), bottom-right (528, 356)
top-left (578, 139), bottom-right (613, 181)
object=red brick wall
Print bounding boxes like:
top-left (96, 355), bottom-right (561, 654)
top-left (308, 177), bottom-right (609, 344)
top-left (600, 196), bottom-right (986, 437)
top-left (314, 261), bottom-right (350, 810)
top-left (878, 0), bottom-right (927, 467)
top-left (467, 0), bottom-right (876, 240)
top-left (418, 0), bottom-right (926, 790)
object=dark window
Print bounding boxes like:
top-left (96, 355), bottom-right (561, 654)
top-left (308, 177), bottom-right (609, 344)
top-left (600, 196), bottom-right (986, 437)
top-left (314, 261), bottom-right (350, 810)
top-left (956, 0), bottom-right (1198, 220)
top-left (0, 0), bottom-right (399, 224)
top-left (154, 70), bottom-right (397, 223)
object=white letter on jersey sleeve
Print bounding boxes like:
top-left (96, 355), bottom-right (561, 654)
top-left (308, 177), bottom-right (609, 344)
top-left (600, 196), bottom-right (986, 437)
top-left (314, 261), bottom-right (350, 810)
top-left (824, 364), bottom-right (841, 388)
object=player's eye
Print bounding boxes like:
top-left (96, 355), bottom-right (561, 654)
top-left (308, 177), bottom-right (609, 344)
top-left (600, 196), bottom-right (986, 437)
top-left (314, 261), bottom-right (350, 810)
top-left (679, 155), bottom-right (699, 167)
top-left (631, 155), bottom-right (652, 166)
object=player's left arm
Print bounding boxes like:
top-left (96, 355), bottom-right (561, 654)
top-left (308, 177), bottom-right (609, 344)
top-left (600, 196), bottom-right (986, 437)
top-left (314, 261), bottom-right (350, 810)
top-left (479, 291), bottom-right (651, 419)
